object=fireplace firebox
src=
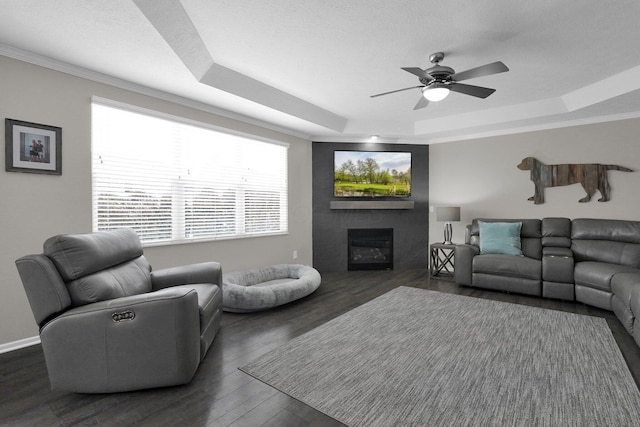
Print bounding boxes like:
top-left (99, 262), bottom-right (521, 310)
top-left (348, 228), bottom-right (393, 270)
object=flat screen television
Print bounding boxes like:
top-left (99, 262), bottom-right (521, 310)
top-left (334, 150), bottom-right (411, 197)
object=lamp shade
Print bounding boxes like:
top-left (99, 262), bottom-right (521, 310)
top-left (436, 206), bottom-right (460, 222)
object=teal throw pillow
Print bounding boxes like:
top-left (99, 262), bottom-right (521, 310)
top-left (478, 221), bottom-right (523, 256)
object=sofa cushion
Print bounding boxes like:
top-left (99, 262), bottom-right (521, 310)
top-left (571, 219), bottom-right (640, 267)
top-left (574, 262), bottom-right (640, 292)
top-left (470, 219), bottom-right (541, 259)
top-left (541, 217), bottom-right (572, 248)
top-left (65, 256), bottom-right (152, 306)
top-left (473, 254), bottom-right (541, 280)
top-left (478, 221), bottom-right (523, 256)
top-left (572, 218), bottom-right (640, 244)
top-left (572, 240), bottom-right (640, 267)
top-left (44, 228), bottom-right (144, 281)
top-left (44, 228), bottom-right (152, 306)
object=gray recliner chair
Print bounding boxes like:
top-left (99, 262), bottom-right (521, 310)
top-left (15, 228), bottom-right (223, 393)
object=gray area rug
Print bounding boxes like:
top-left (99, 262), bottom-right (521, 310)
top-left (240, 286), bottom-right (640, 426)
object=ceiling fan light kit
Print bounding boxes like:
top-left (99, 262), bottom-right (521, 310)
top-left (371, 52), bottom-right (509, 110)
top-left (422, 84), bottom-right (450, 102)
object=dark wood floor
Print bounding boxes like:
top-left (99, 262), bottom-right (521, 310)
top-left (2, 269), bottom-right (640, 426)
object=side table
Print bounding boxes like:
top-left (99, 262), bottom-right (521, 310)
top-left (430, 243), bottom-right (456, 278)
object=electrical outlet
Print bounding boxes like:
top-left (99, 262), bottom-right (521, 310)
top-left (293, 250), bottom-right (298, 259)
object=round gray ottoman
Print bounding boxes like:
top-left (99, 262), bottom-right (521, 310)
top-left (222, 264), bottom-right (321, 313)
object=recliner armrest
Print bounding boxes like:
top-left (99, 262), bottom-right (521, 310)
top-left (16, 254), bottom-right (71, 327)
top-left (40, 288), bottom-right (201, 393)
top-left (151, 261), bottom-right (222, 290)
top-left (454, 244), bottom-right (480, 286)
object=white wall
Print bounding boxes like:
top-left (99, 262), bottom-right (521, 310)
top-left (0, 55), bottom-right (313, 347)
top-left (429, 119), bottom-right (640, 245)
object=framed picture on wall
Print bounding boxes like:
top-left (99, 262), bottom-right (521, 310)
top-left (5, 118), bottom-right (62, 175)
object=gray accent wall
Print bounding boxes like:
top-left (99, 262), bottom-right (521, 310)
top-left (312, 142), bottom-right (429, 273)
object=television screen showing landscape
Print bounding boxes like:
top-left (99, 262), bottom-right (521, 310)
top-left (334, 150), bottom-right (411, 197)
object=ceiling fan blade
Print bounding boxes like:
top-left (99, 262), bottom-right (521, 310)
top-left (370, 85), bottom-right (424, 98)
top-left (401, 67), bottom-right (431, 80)
top-left (451, 61), bottom-right (509, 81)
top-left (449, 83), bottom-right (496, 99)
top-left (413, 96), bottom-right (429, 110)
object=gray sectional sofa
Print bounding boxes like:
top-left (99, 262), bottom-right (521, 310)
top-left (455, 217), bottom-right (640, 346)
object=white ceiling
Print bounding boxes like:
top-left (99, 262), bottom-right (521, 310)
top-left (2, 0), bottom-right (640, 144)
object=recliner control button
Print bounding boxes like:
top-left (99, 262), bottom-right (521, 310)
top-left (111, 311), bottom-right (135, 322)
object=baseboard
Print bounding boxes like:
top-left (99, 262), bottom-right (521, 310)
top-left (0, 336), bottom-right (40, 354)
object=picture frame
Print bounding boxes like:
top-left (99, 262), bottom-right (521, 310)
top-left (5, 118), bottom-right (62, 175)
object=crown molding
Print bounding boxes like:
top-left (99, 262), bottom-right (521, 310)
top-left (0, 43), bottom-right (313, 141)
top-left (426, 110), bottom-right (640, 145)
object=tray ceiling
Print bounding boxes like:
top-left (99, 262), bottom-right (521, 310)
top-left (1, 0), bottom-right (640, 144)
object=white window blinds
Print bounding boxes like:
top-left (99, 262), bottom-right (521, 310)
top-left (92, 101), bottom-right (288, 245)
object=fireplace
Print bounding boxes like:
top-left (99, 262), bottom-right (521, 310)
top-left (348, 228), bottom-right (393, 270)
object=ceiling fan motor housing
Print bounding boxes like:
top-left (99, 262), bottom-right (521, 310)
top-left (423, 65), bottom-right (455, 85)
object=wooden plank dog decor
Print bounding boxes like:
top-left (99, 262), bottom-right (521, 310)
top-left (517, 157), bottom-right (632, 204)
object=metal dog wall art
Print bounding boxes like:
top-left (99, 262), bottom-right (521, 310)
top-left (517, 157), bottom-right (632, 204)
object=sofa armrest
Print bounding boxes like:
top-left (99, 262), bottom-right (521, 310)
top-left (454, 244), bottom-right (480, 286)
top-left (542, 247), bottom-right (573, 257)
top-left (16, 254), bottom-right (71, 327)
top-left (542, 247), bottom-right (574, 283)
top-left (39, 288), bottom-right (201, 393)
top-left (151, 261), bottom-right (222, 290)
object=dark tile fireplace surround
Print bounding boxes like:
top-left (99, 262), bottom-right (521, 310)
top-left (348, 228), bottom-right (393, 270)
top-left (312, 142), bottom-right (429, 273)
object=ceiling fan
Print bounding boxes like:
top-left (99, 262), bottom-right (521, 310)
top-left (371, 52), bottom-right (509, 110)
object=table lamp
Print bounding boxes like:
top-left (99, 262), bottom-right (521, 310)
top-left (436, 207), bottom-right (460, 244)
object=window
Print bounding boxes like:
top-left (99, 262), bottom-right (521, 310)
top-left (92, 100), bottom-right (288, 245)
